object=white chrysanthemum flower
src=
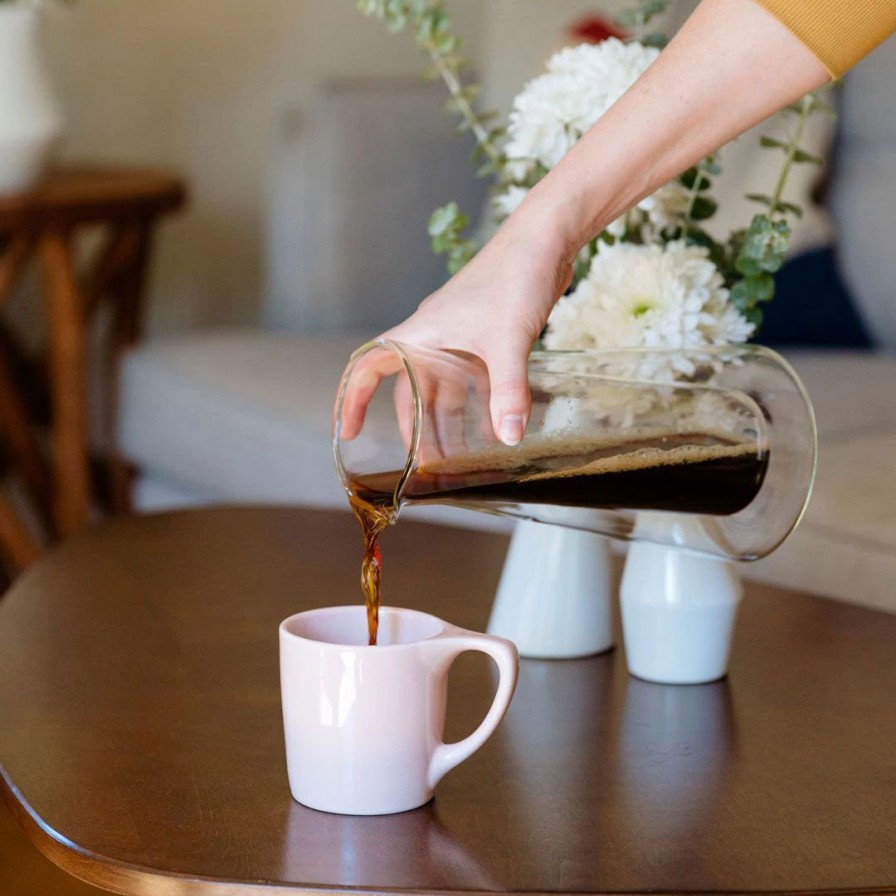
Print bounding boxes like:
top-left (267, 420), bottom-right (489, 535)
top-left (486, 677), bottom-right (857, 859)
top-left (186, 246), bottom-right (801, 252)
top-left (638, 180), bottom-right (693, 234)
top-left (505, 39), bottom-right (659, 173)
top-left (492, 185), bottom-right (529, 220)
top-left (544, 241), bottom-right (755, 369)
top-left (603, 181), bottom-right (691, 240)
top-left (503, 40), bottom-right (692, 237)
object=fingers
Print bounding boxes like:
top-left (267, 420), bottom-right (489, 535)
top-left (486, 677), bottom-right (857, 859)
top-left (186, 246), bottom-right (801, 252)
top-left (415, 361), bottom-right (470, 466)
top-left (338, 348), bottom-right (403, 441)
top-left (486, 341), bottom-right (532, 447)
top-left (431, 374), bottom-right (468, 459)
top-left (393, 372), bottom-right (416, 453)
top-left (339, 366), bottom-right (381, 441)
top-left (392, 365), bottom-right (467, 466)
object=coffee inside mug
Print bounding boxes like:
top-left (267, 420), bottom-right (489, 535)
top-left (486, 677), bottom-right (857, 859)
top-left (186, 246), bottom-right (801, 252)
top-left (282, 605), bottom-right (444, 648)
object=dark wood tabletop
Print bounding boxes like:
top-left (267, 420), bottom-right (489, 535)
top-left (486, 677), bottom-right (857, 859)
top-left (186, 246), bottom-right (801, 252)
top-left (1, 507), bottom-right (894, 896)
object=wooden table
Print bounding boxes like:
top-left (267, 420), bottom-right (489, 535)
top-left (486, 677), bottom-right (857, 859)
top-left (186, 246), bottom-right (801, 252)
top-left (1, 507), bottom-right (895, 896)
top-left (0, 165), bottom-right (185, 558)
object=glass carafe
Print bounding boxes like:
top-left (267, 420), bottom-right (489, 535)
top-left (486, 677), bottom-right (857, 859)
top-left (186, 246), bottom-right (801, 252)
top-left (334, 341), bottom-right (816, 561)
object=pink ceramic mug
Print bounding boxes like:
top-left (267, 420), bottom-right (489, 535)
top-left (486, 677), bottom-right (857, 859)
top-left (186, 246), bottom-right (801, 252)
top-left (279, 605), bottom-right (519, 815)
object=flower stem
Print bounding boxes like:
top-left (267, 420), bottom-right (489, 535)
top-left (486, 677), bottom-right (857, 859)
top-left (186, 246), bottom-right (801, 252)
top-left (426, 44), bottom-right (502, 164)
top-left (679, 158), bottom-right (710, 239)
top-left (769, 99), bottom-right (811, 216)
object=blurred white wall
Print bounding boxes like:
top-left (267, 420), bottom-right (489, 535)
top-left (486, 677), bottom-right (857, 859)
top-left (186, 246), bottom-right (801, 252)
top-left (39, 0), bottom-right (486, 334)
top-left (32, 0), bottom-right (699, 338)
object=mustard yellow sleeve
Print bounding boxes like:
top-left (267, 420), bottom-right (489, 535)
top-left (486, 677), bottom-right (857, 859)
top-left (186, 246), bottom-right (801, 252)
top-left (754, 0), bottom-right (896, 78)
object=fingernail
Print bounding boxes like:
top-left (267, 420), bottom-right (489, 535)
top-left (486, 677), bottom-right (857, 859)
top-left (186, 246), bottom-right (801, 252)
top-left (499, 415), bottom-right (525, 446)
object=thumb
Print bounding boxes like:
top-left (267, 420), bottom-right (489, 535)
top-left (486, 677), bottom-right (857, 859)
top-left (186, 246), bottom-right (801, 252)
top-left (486, 341), bottom-right (532, 447)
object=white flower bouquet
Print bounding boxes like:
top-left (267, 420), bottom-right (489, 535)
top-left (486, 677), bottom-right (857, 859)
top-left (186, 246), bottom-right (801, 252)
top-left (358, 0), bottom-right (832, 373)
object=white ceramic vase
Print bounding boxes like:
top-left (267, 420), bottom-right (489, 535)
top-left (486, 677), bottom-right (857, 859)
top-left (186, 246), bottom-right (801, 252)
top-left (487, 520), bottom-right (614, 659)
top-left (620, 515), bottom-right (743, 685)
top-left (0, 5), bottom-right (62, 194)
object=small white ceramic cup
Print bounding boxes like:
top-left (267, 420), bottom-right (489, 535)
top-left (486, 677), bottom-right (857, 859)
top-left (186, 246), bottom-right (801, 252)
top-left (279, 605), bottom-right (519, 815)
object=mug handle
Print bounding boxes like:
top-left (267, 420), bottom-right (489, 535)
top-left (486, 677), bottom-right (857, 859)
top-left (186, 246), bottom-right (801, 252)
top-left (426, 626), bottom-right (519, 790)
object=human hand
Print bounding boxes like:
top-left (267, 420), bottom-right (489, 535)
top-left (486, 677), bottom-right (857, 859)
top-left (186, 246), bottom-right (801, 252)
top-left (375, 217), bottom-right (573, 446)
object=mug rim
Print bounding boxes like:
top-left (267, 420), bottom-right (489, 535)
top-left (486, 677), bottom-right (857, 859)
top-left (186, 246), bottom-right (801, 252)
top-left (279, 604), bottom-right (448, 651)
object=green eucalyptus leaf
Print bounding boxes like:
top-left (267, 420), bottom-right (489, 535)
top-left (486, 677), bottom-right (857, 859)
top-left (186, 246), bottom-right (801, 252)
top-left (617, 0), bottom-right (668, 27)
top-left (809, 95), bottom-right (837, 117)
top-left (447, 240), bottom-right (477, 274)
top-left (686, 228), bottom-right (727, 269)
top-left (753, 273), bottom-right (775, 302)
top-left (386, 14), bottom-right (407, 32)
top-left (641, 32), bottom-right (669, 48)
top-left (690, 196), bottom-right (718, 221)
top-left (735, 255), bottom-right (762, 277)
top-left (730, 280), bottom-right (751, 309)
top-left (476, 158), bottom-right (500, 177)
top-left (428, 202), bottom-right (460, 236)
top-left (415, 15), bottom-right (433, 39)
top-left (760, 135), bottom-right (789, 151)
top-left (745, 193), bottom-right (773, 207)
top-left (680, 167), bottom-right (711, 191)
top-left (759, 248), bottom-right (787, 274)
top-left (792, 148), bottom-right (822, 165)
top-left (434, 33), bottom-right (460, 53)
top-left (777, 200), bottom-right (804, 218)
top-left (735, 273), bottom-right (775, 304)
top-left (446, 55), bottom-right (467, 71)
top-left (735, 214), bottom-right (790, 275)
top-left (743, 305), bottom-right (764, 328)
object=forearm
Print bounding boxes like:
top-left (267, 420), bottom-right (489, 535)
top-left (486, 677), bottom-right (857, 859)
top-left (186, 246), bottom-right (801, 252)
top-left (516, 0), bottom-right (831, 258)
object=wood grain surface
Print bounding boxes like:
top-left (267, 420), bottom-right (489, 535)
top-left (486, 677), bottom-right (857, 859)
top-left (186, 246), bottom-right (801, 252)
top-left (1, 507), bottom-right (894, 896)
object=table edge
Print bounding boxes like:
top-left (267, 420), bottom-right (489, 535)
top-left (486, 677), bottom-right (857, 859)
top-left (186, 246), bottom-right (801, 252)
top-left (4, 772), bottom-right (896, 896)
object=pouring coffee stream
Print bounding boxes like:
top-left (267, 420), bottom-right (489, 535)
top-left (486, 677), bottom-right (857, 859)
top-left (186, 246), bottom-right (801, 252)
top-left (335, 342), bottom-right (817, 646)
top-left (348, 491), bottom-right (394, 646)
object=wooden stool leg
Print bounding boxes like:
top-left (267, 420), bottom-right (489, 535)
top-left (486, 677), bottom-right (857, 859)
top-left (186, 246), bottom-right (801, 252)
top-left (0, 346), bottom-right (54, 532)
top-left (42, 231), bottom-right (91, 536)
top-left (0, 234), bottom-right (55, 538)
top-left (107, 221), bottom-right (153, 516)
top-left (0, 493), bottom-right (40, 573)
top-left (0, 235), bottom-right (36, 305)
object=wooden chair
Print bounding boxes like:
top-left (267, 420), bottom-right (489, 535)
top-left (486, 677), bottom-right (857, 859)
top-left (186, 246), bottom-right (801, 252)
top-left (0, 164), bottom-right (185, 566)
